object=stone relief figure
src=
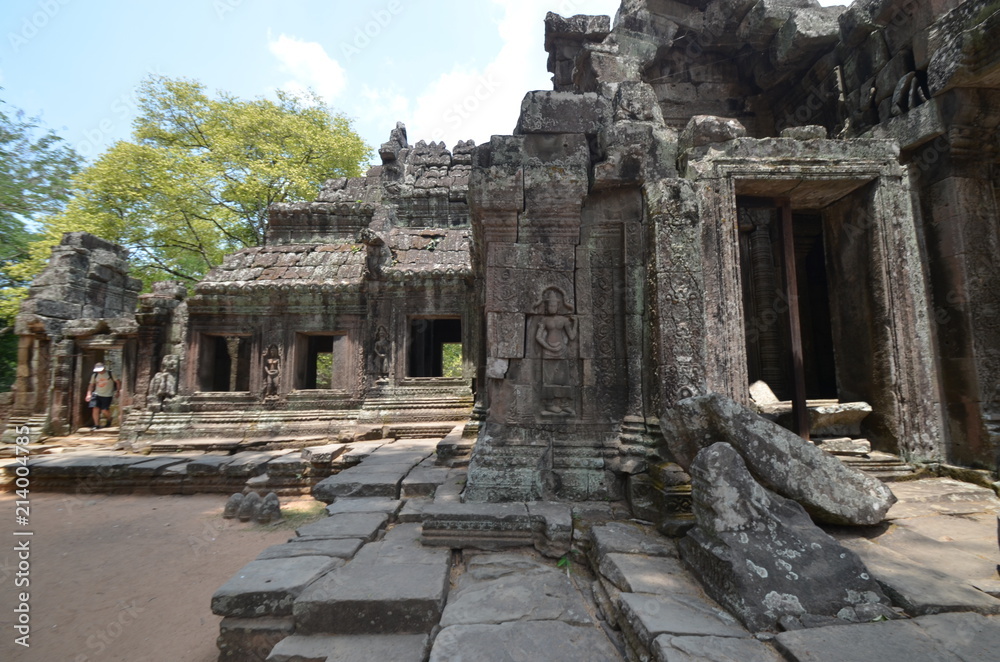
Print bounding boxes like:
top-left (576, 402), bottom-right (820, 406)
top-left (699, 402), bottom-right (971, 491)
top-left (373, 325), bottom-right (390, 383)
top-left (534, 286), bottom-right (578, 416)
top-left (262, 344), bottom-right (281, 400)
top-left (147, 354), bottom-right (179, 412)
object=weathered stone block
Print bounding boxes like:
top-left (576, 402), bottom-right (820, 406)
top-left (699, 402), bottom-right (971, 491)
top-left (217, 616), bottom-right (294, 662)
top-left (429, 621), bottom-right (620, 662)
top-left (294, 512), bottom-right (388, 541)
top-left (514, 91), bottom-right (610, 135)
top-left (679, 443), bottom-right (894, 632)
top-left (660, 394), bottom-right (896, 525)
top-left (212, 557), bottom-right (340, 618)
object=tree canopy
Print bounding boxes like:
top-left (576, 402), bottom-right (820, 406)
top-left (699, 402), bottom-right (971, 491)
top-left (7, 75), bottom-right (371, 291)
top-left (0, 97), bottom-right (83, 389)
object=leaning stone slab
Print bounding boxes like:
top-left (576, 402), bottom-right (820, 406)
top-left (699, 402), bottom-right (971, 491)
top-left (311, 471), bottom-right (404, 502)
top-left (256, 538), bottom-right (363, 561)
top-left (212, 557), bottom-right (340, 618)
top-left (660, 393), bottom-right (895, 525)
top-left (266, 634), bottom-right (428, 662)
top-left (774, 617), bottom-right (962, 662)
top-left (294, 512), bottom-right (388, 541)
top-left (292, 557), bottom-right (449, 635)
top-left (186, 454), bottom-right (238, 476)
top-left (653, 634), bottom-right (782, 662)
top-left (679, 443), bottom-right (894, 632)
top-left (598, 553), bottom-right (702, 597)
top-left (401, 463), bottom-right (451, 497)
top-left (841, 538), bottom-right (1000, 615)
top-left (325, 497), bottom-right (403, 517)
top-left (619, 592), bottom-right (748, 648)
top-left (590, 522), bottom-right (678, 559)
top-left (429, 621), bottom-right (620, 662)
top-left (217, 616), bottom-right (294, 661)
top-left (440, 565), bottom-right (592, 627)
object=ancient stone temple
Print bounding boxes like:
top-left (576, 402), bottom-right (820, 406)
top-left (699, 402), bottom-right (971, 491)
top-left (5, 0), bottom-right (1000, 489)
top-left (117, 125), bottom-right (481, 446)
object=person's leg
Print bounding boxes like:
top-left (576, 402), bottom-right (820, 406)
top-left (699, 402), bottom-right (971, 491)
top-left (101, 408), bottom-right (112, 428)
top-left (91, 402), bottom-right (100, 429)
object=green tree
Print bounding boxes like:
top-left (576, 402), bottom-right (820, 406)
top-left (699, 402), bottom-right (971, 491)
top-left (0, 97), bottom-right (82, 389)
top-left (11, 75), bottom-right (371, 288)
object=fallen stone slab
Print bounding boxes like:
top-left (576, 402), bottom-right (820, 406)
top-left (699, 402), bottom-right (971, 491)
top-left (886, 478), bottom-right (1000, 518)
top-left (292, 559), bottom-right (449, 635)
top-left (590, 522), bottom-right (677, 559)
top-left (212, 556), bottom-right (341, 618)
top-left (660, 393), bottom-right (895, 525)
top-left (619, 592), bottom-right (748, 648)
top-left (352, 523), bottom-right (449, 567)
top-left (429, 621), bottom-right (621, 662)
top-left (841, 539), bottom-right (1000, 615)
top-left (432, 469), bottom-right (467, 503)
top-left (421, 502), bottom-right (569, 558)
top-left (402, 462), bottom-right (451, 497)
top-left (300, 443), bottom-right (349, 464)
top-left (256, 538), bottom-right (364, 561)
top-left (814, 438), bottom-right (872, 457)
top-left (293, 524), bottom-right (450, 635)
top-left (653, 634), bottom-right (782, 662)
top-left (217, 616), bottom-right (294, 661)
top-left (223, 451), bottom-right (287, 477)
top-left (325, 497), bottom-right (403, 517)
top-left (187, 454), bottom-right (238, 476)
top-left (808, 402), bottom-right (871, 438)
top-left (312, 471), bottom-right (405, 502)
top-left (397, 497), bottom-right (432, 523)
top-left (773, 612), bottom-right (1000, 662)
top-left (266, 633), bottom-right (428, 662)
top-left (440, 565), bottom-right (592, 627)
top-left (680, 443), bottom-right (894, 631)
top-left (127, 456), bottom-right (192, 477)
top-left (294, 512), bottom-right (388, 541)
top-left (598, 553), bottom-right (702, 597)
top-left (463, 552), bottom-right (552, 581)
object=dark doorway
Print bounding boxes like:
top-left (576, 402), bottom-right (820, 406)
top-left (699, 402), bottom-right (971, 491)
top-left (197, 335), bottom-right (251, 392)
top-left (296, 333), bottom-right (350, 390)
top-left (738, 204), bottom-right (837, 401)
top-left (409, 318), bottom-right (462, 378)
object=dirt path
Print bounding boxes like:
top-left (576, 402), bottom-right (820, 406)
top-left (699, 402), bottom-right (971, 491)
top-left (0, 492), bottom-right (316, 661)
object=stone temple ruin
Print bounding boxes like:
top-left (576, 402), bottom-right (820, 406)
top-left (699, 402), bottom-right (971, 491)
top-left (4, 0), bottom-right (1000, 659)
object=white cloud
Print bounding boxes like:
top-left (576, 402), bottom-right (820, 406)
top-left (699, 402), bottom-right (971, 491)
top-left (399, 0), bottom-right (621, 149)
top-left (268, 33), bottom-right (347, 104)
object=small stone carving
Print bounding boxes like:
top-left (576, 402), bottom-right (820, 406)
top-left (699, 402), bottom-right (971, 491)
top-left (534, 286), bottom-right (577, 417)
top-left (237, 491), bottom-right (262, 522)
top-left (147, 354), bottom-right (179, 412)
top-left (261, 344), bottom-right (281, 401)
top-left (256, 492), bottom-right (282, 524)
top-left (222, 493), bottom-right (244, 519)
top-left (373, 325), bottom-right (390, 383)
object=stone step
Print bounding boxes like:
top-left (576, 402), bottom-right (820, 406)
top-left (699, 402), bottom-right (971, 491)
top-left (266, 633), bottom-right (429, 662)
top-left (292, 524), bottom-right (451, 636)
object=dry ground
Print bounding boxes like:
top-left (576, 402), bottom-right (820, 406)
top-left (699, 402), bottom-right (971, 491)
top-left (0, 491), bottom-right (322, 662)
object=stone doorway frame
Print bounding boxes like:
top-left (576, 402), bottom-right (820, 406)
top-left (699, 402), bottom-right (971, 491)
top-left (680, 139), bottom-right (945, 460)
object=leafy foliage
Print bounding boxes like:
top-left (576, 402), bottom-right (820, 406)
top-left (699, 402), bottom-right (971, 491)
top-left (10, 75), bottom-right (371, 289)
top-left (0, 96), bottom-right (82, 318)
top-left (441, 343), bottom-right (463, 378)
top-left (0, 97), bottom-right (82, 389)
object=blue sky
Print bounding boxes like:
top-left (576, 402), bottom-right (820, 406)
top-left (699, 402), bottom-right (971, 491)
top-left (1, 0), bottom-right (845, 164)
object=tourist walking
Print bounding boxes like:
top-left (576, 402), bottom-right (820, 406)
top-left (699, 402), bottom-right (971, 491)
top-left (86, 363), bottom-right (120, 430)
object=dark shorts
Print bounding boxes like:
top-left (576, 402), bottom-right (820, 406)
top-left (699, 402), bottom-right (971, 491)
top-left (90, 395), bottom-right (113, 410)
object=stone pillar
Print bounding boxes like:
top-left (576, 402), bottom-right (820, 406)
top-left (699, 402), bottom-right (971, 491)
top-left (919, 117), bottom-right (1000, 465)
